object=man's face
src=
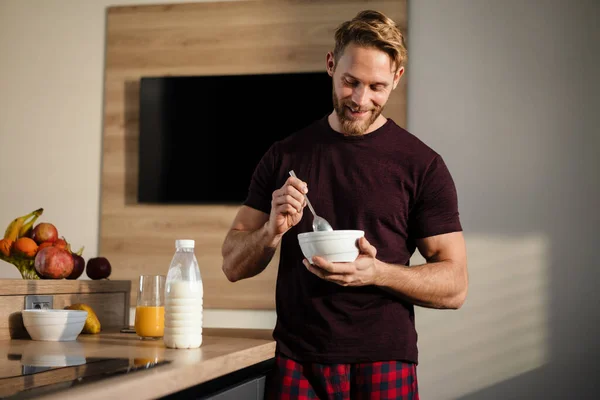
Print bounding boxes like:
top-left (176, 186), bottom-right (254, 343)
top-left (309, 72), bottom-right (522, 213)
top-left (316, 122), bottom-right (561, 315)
top-left (328, 44), bottom-right (402, 136)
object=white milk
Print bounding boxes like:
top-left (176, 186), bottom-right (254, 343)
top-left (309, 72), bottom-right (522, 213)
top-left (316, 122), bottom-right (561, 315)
top-left (163, 280), bottom-right (203, 349)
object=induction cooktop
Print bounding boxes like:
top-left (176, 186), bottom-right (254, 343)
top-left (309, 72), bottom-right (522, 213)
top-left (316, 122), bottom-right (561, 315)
top-left (0, 352), bottom-right (171, 399)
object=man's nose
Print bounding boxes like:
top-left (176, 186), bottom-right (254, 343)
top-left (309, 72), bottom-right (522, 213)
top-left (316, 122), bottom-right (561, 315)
top-left (351, 86), bottom-right (368, 108)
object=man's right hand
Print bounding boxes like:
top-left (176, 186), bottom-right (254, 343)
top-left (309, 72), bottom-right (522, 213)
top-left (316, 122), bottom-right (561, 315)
top-left (267, 176), bottom-right (308, 238)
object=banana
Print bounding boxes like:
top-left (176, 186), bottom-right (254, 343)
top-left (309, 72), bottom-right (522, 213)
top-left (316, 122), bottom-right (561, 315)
top-left (4, 218), bottom-right (24, 242)
top-left (4, 208), bottom-right (44, 241)
top-left (18, 208), bottom-right (43, 238)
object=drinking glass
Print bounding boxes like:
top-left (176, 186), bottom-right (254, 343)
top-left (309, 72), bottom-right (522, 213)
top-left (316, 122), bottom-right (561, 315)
top-left (134, 275), bottom-right (165, 340)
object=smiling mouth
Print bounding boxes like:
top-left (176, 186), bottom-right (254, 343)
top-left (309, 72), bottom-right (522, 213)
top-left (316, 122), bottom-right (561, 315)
top-left (346, 107), bottom-right (370, 118)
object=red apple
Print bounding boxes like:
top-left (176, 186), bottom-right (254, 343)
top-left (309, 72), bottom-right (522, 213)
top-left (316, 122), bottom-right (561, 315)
top-left (31, 223), bottom-right (58, 245)
top-left (66, 253), bottom-right (85, 280)
top-left (86, 257), bottom-right (111, 280)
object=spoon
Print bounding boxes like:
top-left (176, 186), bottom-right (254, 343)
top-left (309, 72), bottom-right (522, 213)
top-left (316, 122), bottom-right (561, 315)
top-left (289, 170), bottom-right (333, 232)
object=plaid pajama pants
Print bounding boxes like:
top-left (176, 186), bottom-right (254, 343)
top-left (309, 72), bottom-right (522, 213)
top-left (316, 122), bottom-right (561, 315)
top-left (265, 352), bottom-right (419, 400)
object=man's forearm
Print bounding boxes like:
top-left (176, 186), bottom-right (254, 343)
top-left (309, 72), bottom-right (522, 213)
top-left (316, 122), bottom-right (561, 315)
top-left (375, 260), bottom-right (467, 309)
top-left (221, 223), bottom-right (280, 282)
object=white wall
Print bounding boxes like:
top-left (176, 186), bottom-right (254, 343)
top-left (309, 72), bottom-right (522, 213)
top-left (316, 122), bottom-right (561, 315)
top-left (1, 0), bottom-right (598, 399)
top-left (407, 1), bottom-right (599, 399)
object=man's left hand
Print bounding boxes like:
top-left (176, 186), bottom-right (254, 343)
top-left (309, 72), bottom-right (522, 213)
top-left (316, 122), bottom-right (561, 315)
top-left (303, 236), bottom-right (382, 287)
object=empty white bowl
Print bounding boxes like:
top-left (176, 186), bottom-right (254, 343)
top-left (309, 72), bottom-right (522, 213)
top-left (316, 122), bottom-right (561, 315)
top-left (22, 310), bottom-right (88, 341)
top-left (298, 230), bottom-right (364, 263)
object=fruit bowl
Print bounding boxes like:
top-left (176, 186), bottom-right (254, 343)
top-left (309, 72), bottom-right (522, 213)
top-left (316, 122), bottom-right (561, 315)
top-left (298, 230), bottom-right (364, 264)
top-left (0, 207), bottom-right (85, 279)
top-left (22, 309), bottom-right (88, 341)
top-left (0, 255), bottom-right (39, 279)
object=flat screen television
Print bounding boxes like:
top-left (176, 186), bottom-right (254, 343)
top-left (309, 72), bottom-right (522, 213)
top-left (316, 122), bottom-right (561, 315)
top-left (138, 72), bottom-right (333, 205)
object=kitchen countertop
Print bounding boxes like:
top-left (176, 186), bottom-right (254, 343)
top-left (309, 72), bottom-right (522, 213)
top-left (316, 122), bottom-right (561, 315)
top-left (0, 328), bottom-right (276, 399)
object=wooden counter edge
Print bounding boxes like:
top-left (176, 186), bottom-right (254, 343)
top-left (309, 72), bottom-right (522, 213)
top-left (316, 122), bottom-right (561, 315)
top-left (0, 279), bottom-right (131, 295)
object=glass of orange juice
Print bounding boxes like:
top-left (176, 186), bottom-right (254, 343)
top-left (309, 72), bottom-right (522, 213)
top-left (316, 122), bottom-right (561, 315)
top-left (135, 275), bottom-right (166, 340)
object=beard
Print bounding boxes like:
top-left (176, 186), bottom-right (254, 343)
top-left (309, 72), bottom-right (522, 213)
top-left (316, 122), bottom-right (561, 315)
top-left (332, 85), bottom-right (383, 136)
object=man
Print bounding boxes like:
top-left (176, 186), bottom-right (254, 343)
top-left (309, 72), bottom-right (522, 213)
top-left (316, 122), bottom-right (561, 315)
top-left (221, 9), bottom-right (467, 400)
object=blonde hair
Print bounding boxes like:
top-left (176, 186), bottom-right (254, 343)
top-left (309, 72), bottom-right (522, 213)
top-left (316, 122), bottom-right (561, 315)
top-left (333, 10), bottom-right (407, 71)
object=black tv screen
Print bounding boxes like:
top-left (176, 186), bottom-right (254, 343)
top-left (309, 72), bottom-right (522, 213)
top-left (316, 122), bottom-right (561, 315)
top-left (138, 72), bottom-right (333, 205)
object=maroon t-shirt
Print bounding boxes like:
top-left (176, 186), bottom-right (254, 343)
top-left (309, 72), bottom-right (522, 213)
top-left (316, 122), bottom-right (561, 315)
top-left (243, 115), bottom-right (462, 364)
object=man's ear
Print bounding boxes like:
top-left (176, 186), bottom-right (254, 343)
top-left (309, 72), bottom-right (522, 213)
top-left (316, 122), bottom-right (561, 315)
top-left (326, 52), bottom-right (335, 77)
top-left (392, 66), bottom-right (404, 90)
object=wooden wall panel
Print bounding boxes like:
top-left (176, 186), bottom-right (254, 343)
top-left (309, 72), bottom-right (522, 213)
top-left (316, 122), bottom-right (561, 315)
top-left (100, 0), bottom-right (408, 310)
top-left (3, 293), bottom-right (126, 340)
top-left (0, 280), bottom-right (130, 340)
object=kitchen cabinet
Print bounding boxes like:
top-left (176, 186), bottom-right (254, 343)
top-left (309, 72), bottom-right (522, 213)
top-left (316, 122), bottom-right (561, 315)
top-left (163, 358), bottom-right (273, 400)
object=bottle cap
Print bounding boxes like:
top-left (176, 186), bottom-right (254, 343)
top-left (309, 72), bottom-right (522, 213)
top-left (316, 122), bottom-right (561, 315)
top-left (175, 239), bottom-right (195, 249)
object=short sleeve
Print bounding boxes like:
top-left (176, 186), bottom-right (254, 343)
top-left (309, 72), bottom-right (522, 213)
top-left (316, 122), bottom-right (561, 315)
top-left (242, 142), bottom-right (279, 215)
top-left (409, 155), bottom-right (463, 239)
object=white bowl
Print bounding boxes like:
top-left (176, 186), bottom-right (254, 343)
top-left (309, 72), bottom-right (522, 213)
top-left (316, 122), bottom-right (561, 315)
top-left (22, 310), bottom-right (88, 341)
top-left (298, 230), bottom-right (364, 263)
